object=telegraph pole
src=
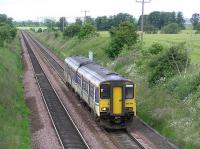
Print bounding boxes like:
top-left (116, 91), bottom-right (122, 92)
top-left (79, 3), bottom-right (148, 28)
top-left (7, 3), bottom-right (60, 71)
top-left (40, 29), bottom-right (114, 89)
top-left (81, 10), bottom-right (89, 23)
top-left (136, 0), bottom-right (151, 44)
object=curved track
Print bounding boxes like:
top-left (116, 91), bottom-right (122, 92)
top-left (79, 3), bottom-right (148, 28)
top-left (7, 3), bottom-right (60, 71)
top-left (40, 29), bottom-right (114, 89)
top-left (21, 31), bottom-right (89, 149)
top-left (23, 31), bottom-right (148, 149)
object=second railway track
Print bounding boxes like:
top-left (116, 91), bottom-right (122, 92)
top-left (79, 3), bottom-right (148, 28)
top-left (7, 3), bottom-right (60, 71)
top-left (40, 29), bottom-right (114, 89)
top-left (21, 31), bottom-right (89, 149)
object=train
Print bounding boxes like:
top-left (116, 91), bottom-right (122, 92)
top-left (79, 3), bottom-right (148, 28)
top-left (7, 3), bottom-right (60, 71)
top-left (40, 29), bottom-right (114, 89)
top-left (64, 56), bottom-right (136, 128)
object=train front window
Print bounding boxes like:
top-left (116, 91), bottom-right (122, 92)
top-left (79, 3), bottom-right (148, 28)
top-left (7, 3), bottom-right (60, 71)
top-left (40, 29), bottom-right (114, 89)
top-left (100, 84), bottom-right (110, 99)
top-left (125, 85), bottom-right (134, 99)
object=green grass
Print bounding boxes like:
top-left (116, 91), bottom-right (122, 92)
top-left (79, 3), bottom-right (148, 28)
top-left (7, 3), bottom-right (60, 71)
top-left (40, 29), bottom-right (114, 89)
top-left (0, 35), bottom-right (31, 148)
top-left (32, 30), bottom-right (200, 148)
top-left (143, 33), bottom-right (200, 65)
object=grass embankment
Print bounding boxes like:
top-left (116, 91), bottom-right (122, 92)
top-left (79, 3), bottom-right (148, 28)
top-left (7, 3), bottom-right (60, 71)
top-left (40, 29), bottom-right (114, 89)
top-left (0, 35), bottom-right (31, 148)
top-left (32, 31), bottom-right (200, 149)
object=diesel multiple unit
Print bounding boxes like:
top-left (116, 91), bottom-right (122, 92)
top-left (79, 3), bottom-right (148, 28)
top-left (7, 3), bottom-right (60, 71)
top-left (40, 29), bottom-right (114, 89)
top-left (64, 56), bottom-right (136, 128)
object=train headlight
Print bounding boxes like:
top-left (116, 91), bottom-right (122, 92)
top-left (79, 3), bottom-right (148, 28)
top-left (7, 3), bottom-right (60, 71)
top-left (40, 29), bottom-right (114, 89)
top-left (101, 107), bottom-right (109, 111)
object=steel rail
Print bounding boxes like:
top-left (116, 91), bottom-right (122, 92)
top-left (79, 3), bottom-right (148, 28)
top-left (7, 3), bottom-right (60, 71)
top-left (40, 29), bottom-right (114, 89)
top-left (21, 31), bottom-right (89, 149)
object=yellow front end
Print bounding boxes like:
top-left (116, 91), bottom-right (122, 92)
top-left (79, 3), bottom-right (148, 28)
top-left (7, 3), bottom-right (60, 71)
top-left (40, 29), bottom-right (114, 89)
top-left (98, 82), bottom-right (136, 128)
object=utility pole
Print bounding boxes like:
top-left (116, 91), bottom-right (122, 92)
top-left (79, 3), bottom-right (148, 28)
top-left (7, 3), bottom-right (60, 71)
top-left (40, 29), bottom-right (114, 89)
top-left (81, 10), bottom-right (89, 23)
top-left (136, 0), bottom-right (151, 44)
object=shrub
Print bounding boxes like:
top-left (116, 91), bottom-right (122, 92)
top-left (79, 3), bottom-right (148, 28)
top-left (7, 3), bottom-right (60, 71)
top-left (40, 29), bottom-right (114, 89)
top-left (63, 23), bottom-right (81, 38)
top-left (106, 21), bottom-right (138, 58)
top-left (148, 42), bottom-right (164, 55)
top-left (37, 28), bottom-right (42, 33)
top-left (0, 25), bottom-right (17, 46)
top-left (54, 32), bottom-right (58, 38)
top-left (165, 73), bottom-right (200, 100)
top-left (78, 23), bottom-right (97, 39)
top-left (148, 43), bottom-right (190, 85)
top-left (9, 27), bottom-right (17, 39)
top-left (161, 23), bottom-right (180, 34)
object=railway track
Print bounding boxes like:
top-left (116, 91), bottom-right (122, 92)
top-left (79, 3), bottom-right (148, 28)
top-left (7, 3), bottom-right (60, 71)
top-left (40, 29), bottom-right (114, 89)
top-left (23, 31), bottom-right (148, 149)
top-left (108, 130), bottom-right (145, 149)
top-left (21, 31), bottom-right (89, 149)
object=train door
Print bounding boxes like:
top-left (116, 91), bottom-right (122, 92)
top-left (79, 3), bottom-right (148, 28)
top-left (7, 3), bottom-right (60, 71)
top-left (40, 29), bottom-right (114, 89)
top-left (112, 87), bottom-right (122, 115)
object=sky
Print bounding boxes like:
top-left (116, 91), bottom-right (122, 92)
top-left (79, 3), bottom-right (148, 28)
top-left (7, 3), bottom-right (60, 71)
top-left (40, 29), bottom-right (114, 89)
top-left (0, 0), bottom-right (199, 22)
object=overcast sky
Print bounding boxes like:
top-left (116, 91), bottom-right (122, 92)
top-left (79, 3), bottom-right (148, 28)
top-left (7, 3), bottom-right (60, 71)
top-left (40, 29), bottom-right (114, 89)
top-left (0, 0), bottom-right (199, 22)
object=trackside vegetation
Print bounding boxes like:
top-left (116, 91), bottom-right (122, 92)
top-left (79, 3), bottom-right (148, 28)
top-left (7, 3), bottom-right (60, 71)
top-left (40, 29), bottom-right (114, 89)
top-left (0, 14), bottom-right (31, 149)
top-left (0, 35), bottom-right (31, 149)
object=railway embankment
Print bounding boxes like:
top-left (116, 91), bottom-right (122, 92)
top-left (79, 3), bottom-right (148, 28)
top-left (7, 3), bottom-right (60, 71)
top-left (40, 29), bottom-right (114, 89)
top-left (0, 34), bottom-right (31, 148)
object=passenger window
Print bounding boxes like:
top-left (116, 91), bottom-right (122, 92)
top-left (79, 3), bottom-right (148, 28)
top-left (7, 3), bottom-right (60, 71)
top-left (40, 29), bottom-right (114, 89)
top-left (82, 79), bottom-right (88, 93)
top-left (125, 85), bottom-right (134, 99)
top-left (77, 74), bottom-right (81, 85)
top-left (90, 85), bottom-right (94, 98)
top-left (100, 84), bottom-right (110, 99)
top-left (95, 88), bottom-right (99, 102)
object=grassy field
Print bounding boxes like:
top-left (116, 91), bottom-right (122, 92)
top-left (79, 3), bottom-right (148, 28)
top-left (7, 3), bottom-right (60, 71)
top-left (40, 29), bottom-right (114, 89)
top-left (96, 31), bottom-right (200, 65)
top-left (32, 30), bottom-right (200, 149)
top-left (0, 35), bottom-right (31, 148)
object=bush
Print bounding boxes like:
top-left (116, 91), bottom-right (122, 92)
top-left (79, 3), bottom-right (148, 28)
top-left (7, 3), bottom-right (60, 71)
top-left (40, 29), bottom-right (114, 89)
top-left (148, 43), bottom-right (190, 85)
top-left (106, 21), bottom-right (138, 58)
top-left (0, 24), bottom-right (17, 46)
top-left (37, 28), bottom-right (42, 33)
top-left (63, 23), bottom-right (81, 38)
top-left (148, 42), bottom-right (164, 55)
top-left (78, 23), bottom-right (97, 39)
top-left (54, 32), bottom-right (59, 38)
top-left (165, 73), bottom-right (200, 100)
top-left (161, 23), bottom-right (180, 34)
top-left (9, 27), bottom-right (17, 39)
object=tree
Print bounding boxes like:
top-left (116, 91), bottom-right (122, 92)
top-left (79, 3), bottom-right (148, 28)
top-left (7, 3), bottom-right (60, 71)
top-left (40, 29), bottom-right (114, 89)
top-left (95, 16), bottom-right (109, 31)
top-left (145, 11), bottom-right (185, 31)
top-left (59, 17), bottom-right (67, 32)
top-left (149, 11), bottom-right (161, 29)
top-left (148, 43), bottom-right (189, 85)
top-left (161, 23), bottom-right (180, 34)
top-left (169, 12), bottom-right (176, 23)
top-left (85, 16), bottom-right (95, 25)
top-left (78, 23), bottom-right (97, 39)
top-left (75, 18), bottom-right (82, 26)
top-left (106, 21), bottom-right (138, 58)
top-left (176, 12), bottom-right (185, 29)
top-left (190, 13), bottom-right (200, 30)
top-left (108, 13), bottom-right (135, 29)
top-left (0, 14), bottom-right (17, 47)
top-left (63, 23), bottom-right (81, 38)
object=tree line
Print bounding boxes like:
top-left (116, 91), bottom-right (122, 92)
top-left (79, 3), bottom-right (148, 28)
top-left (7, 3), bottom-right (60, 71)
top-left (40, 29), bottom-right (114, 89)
top-left (20, 11), bottom-right (200, 34)
top-left (138, 11), bottom-right (185, 33)
top-left (0, 14), bottom-right (17, 47)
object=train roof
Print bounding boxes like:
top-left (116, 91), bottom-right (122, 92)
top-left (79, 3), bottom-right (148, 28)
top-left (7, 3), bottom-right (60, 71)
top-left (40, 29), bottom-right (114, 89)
top-left (65, 56), bottom-right (92, 70)
top-left (65, 56), bottom-right (131, 84)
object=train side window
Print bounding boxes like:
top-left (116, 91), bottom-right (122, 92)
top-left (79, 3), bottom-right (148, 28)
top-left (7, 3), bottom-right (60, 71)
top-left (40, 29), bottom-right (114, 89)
top-left (125, 85), bottom-right (134, 99)
top-left (90, 84), bottom-right (94, 98)
top-left (95, 88), bottom-right (99, 102)
top-left (77, 74), bottom-right (81, 85)
top-left (82, 79), bottom-right (88, 93)
top-left (100, 84), bottom-right (110, 99)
